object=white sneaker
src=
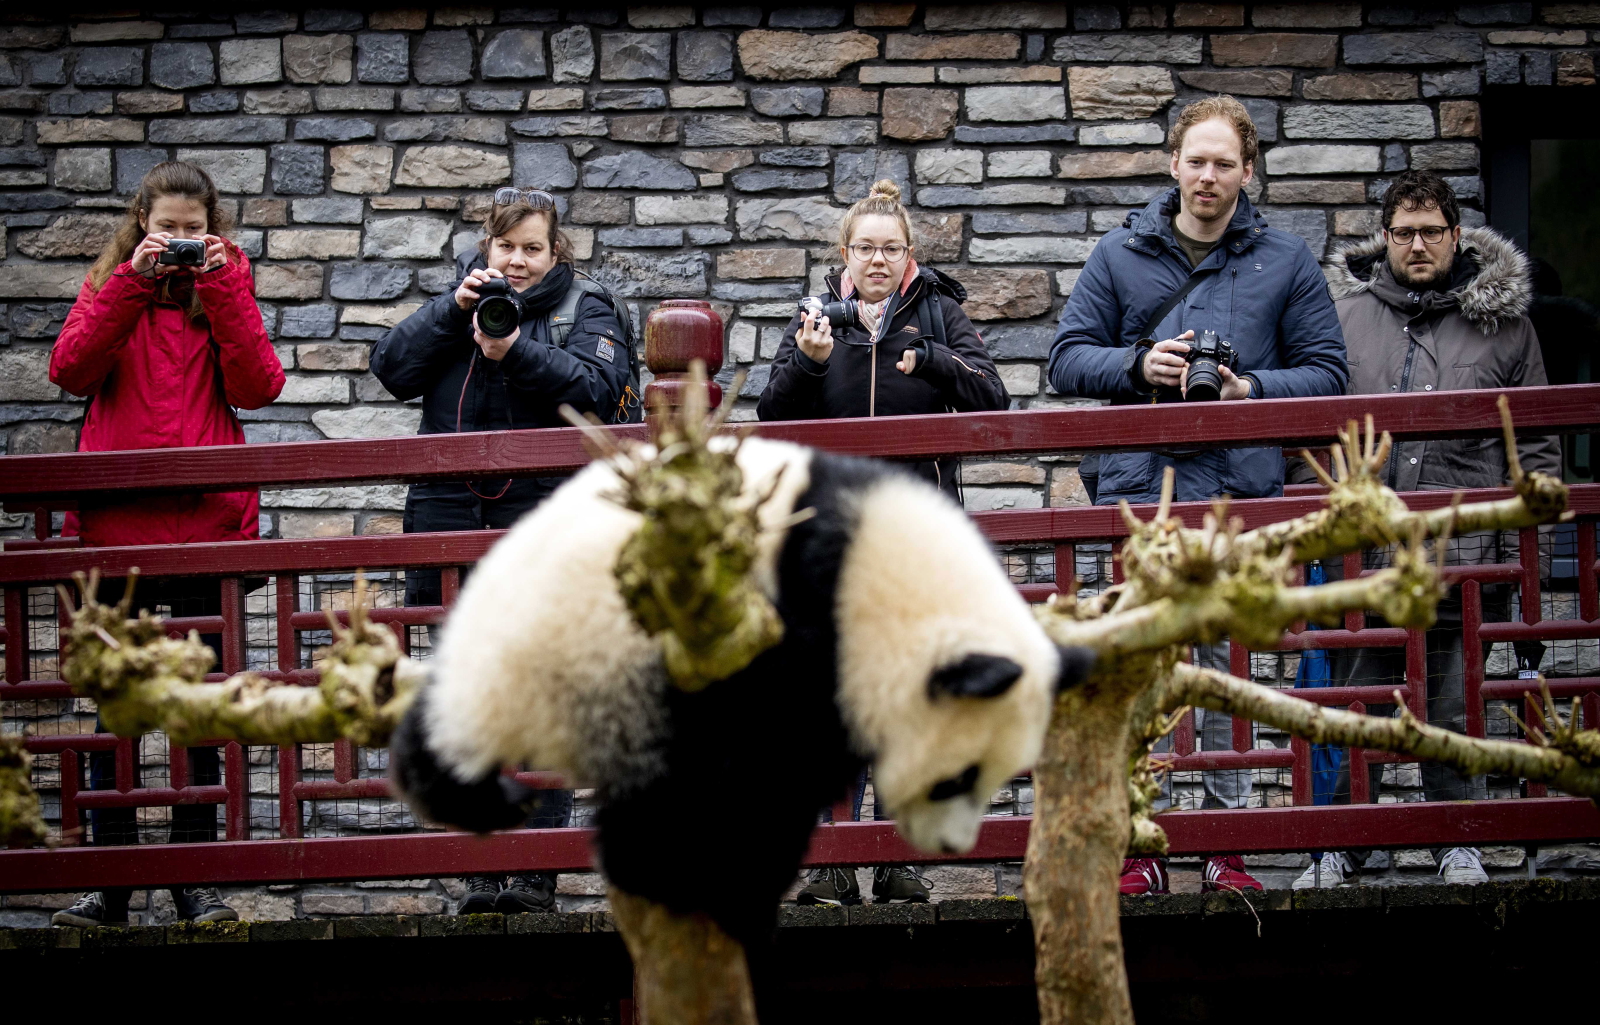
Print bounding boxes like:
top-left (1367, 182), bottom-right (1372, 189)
top-left (1438, 847), bottom-right (1488, 885)
top-left (1292, 852), bottom-right (1351, 890)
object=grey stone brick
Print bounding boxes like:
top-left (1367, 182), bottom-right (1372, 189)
top-left (1367, 8), bottom-right (1449, 26)
top-left (1066, 185), bottom-right (1166, 204)
top-left (833, 150), bottom-right (910, 202)
top-left (1074, 5), bottom-right (1121, 30)
top-left (1485, 50), bottom-right (1521, 85)
top-left (737, 362), bottom-right (770, 397)
top-left (177, 148), bottom-right (267, 192)
top-left (271, 143), bottom-right (326, 194)
top-left (414, 30), bottom-right (474, 86)
top-left (732, 168), bottom-right (829, 191)
top-left (514, 142), bottom-right (579, 189)
top-left (760, 147), bottom-right (829, 167)
top-left (1026, 33), bottom-right (1045, 61)
top-left (74, 48), bottom-right (145, 88)
top-left (750, 86), bottom-right (823, 117)
top-left (418, 267), bottom-right (456, 293)
top-left (1282, 105), bottom-right (1436, 141)
top-left (30, 54), bottom-right (69, 86)
top-left (551, 25), bottom-right (596, 83)
top-left (384, 117), bottom-right (506, 144)
top-left (116, 148), bottom-right (169, 194)
top-left (702, 7), bottom-right (762, 26)
top-left (918, 185), bottom-right (1067, 207)
top-left (237, 13), bottom-right (301, 34)
top-left (677, 31), bottom-right (734, 82)
top-left (48, 92), bottom-right (113, 116)
top-left (362, 215), bottom-right (452, 258)
top-left (600, 33), bottom-right (671, 81)
top-left (1444, 175), bottom-right (1481, 200)
top-left (1524, 51), bottom-right (1553, 87)
top-left (1256, 206), bottom-right (1327, 258)
top-left (1422, 69), bottom-right (1482, 97)
top-left (304, 9), bottom-right (366, 32)
top-left (1456, 4), bottom-right (1532, 24)
top-left (769, 7), bottom-right (845, 27)
top-left (329, 262), bottom-right (412, 301)
top-left (1343, 33), bottom-right (1484, 65)
top-left (149, 118), bottom-right (288, 144)
top-left (687, 226), bottom-right (733, 244)
top-left (280, 304), bottom-right (338, 338)
top-left (189, 92), bottom-right (241, 113)
top-left (592, 250), bottom-right (709, 297)
top-left (683, 115), bottom-right (783, 146)
top-left (582, 152), bottom-right (695, 189)
top-left (316, 86), bottom-right (396, 111)
top-left (715, 280), bottom-right (799, 300)
top-left (482, 30), bottom-right (547, 79)
top-left (220, 39), bottom-right (284, 86)
top-left (597, 226), bottom-right (685, 246)
top-left (0, 148), bottom-right (44, 167)
top-left (399, 88), bottom-right (462, 112)
top-left (982, 324), bottom-right (1053, 359)
top-left (356, 33), bottom-right (410, 84)
top-left (593, 88), bottom-right (668, 109)
top-left (954, 125), bottom-right (1075, 144)
top-left (150, 43), bottom-right (217, 90)
top-left (787, 120), bottom-right (877, 146)
top-left (510, 115), bottom-right (609, 137)
top-left (1053, 33), bottom-right (1202, 63)
top-left (972, 211), bottom-right (1088, 234)
top-left (291, 197), bottom-right (364, 223)
top-left (293, 118), bottom-right (376, 141)
top-left (168, 23), bottom-right (235, 40)
top-left (53, 149), bottom-right (113, 191)
top-left (467, 89), bottom-right (526, 111)
top-left (1383, 142), bottom-right (1408, 172)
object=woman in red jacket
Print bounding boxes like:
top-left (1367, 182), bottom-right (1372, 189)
top-left (48, 161), bottom-right (283, 929)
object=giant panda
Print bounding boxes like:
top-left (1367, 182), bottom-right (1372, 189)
top-left (391, 436), bottom-right (1092, 945)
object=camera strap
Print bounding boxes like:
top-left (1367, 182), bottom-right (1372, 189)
top-left (1133, 269), bottom-right (1211, 342)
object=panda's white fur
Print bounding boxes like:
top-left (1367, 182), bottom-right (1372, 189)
top-left (407, 436), bottom-right (1081, 882)
top-left (426, 436), bottom-right (815, 791)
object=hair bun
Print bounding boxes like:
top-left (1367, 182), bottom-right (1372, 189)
top-left (868, 178), bottom-right (901, 202)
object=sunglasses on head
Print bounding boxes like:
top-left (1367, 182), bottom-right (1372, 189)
top-left (493, 188), bottom-right (556, 209)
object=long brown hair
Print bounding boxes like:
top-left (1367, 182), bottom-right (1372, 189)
top-left (90, 161), bottom-right (233, 321)
top-left (476, 201), bottom-right (573, 265)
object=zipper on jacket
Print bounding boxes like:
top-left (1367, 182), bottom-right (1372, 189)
top-left (1386, 326), bottom-right (1421, 489)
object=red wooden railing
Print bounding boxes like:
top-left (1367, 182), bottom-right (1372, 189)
top-left (2, 386), bottom-right (1599, 893)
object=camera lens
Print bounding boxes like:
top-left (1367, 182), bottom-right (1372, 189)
top-left (476, 294), bottom-right (522, 339)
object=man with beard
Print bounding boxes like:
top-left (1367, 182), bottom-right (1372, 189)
top-left (1292, 170), bottom-right (1561, 889)
top-left (1049, 95), bottom-right (1347, 897)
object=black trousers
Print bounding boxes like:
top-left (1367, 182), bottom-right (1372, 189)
top-left (403, 479), bottom-right (573, 836)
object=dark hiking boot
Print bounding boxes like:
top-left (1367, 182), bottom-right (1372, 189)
top-left (173, 886), bottom-right (238, 923)
top-left (457, 875), bottom-right (503, 915)
top-left (871, 865), bottom-right (931, 903)
top-left (495, 873), bottom-right (557, 913)
top-left (52, 892), bottom-right (129, 928)
top-left (796, 866), bottom-right (861, 906)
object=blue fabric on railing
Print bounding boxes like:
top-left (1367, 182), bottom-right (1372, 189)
top-left (1293, 562), bottom-right (1343, 805)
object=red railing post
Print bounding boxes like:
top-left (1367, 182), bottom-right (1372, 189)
top-left (1053, 542), bottom-right (1075, 595)
top-left (1463, 579), bottom-right (1485, 739)
top-left (225, 742), bottom-right (247, 841)
top-left (1347, 701), bottom-right (1370, 804)
top-left (275, 572), bottom-right (302, 839)
top-left (2, 586), bottom-right (23, 686)
top-left (1290, 735), bottom-right (1312, 806)
top-left (60, 747), bottom-right (81, 846)
top-left (1577, 521), bottom-right (1598, 622)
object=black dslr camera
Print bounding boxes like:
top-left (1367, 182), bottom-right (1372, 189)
top-left (157, 238), bottom-right (206, 267)
top-left (474, 277), bottom-right (526, 339)
top-left (798, 295), bottom-right (860, 337)
top-left (1183, 330), bottom-right (1238, 402)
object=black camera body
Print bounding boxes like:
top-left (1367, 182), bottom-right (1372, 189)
top-left (474, 277), bottom-right (527, 339)
top-left (157, 238), bottom-right (207, 267)
top-left (1183, 329), bottom-right (1238, 402)
top-left (798, 295), bottom-right (860, 336)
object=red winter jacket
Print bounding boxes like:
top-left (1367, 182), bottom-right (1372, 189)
top-left (50, 243), bottom-right (284, 547)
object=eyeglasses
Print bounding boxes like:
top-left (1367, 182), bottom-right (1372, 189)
top-left (846, 241), bottom-right (909, 262)
top-left (493, 187), bottom-right (556, 209)
top-left (1386, 225), bottom-right (1450, 246)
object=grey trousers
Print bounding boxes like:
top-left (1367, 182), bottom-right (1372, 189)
top-left (1153, 641), bottom-right (1254, 811)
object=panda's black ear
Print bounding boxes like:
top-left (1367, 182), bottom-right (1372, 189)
top-left (929, 653), bottom-right (1024, 700)
top-left (1055, 645), bottom-right (1097, 693)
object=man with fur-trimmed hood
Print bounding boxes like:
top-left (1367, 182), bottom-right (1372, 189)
top-left (1294, 170), bottom-right (1561, 891)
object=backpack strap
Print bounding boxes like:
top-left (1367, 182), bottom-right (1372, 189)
top-left (549, 277), bottom-right (611, 348)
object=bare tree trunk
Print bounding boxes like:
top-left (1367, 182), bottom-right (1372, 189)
top-left (1025, 672), bottom-right (1144, 1025)
top-left (608, 886), bottom-right (758, 1025)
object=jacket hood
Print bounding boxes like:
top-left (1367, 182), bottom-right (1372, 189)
top-left (1124, 186), bottom-right (1269, 249)
top-left (1328, 226), bottom-right (1532, 333)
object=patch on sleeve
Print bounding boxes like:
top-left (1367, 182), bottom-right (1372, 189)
top-left (596, 337), bottom-right (616, 363)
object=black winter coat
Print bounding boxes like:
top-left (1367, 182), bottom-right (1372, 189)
top-left (371, 253), bottom-right (629, 436)
top-left (757, 264), bottom-right (1009, 496)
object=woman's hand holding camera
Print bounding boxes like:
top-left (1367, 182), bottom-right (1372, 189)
top-left (130, 232), bottom-right (176, 277)
top-left (796, 310), bottom-right (833, 363)
top-left (455, 267), bottom-right (501, 312)
top-left (471, 313), bottom-right (518, 361)
top-left (200, 234), bottom-right (227, 273)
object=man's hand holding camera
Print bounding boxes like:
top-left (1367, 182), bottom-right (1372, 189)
top-left (1142, 329), bottom-right (1252, 400)
top-left (130, 233), bottom-right (228, 278)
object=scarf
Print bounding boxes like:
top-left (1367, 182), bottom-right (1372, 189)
top-left (856, 296), bottom-right (890, 341)
top-left (516, 260), bottom-right (575, 315)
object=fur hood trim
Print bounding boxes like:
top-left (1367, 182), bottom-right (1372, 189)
top-left (1327, 226), bottom-right (1532, 334)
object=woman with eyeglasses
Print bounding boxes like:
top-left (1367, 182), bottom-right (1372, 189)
top-left (757, 180), bottom-right (1008, 499)
top-left (757, 180), bottom-right (1008, 910)
top-left (371, 187), bottom-right (631, 916)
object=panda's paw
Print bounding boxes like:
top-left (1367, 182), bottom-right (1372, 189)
top-left (390, 689), bottom-right (535, 833)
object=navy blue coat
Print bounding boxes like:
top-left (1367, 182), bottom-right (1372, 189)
top-left (1048, 188), bottom-right (1347, 504)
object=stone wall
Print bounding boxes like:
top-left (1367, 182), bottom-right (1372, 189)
top-left (5, 2), bottom-right (1593, 531)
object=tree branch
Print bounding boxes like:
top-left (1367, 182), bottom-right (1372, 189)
top-left (1165, 662), bottom-right (1600, 798)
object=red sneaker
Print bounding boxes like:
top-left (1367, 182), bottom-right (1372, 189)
top-left (1120, 857), bottom-right (1170, 895)
top-left (1202, 855), bottom-right (1263, 892)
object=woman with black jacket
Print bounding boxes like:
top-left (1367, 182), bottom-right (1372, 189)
top-left (758, 181), bottom-right (1010, 909)
top-left (371, 188), bottom-right (628, 917)
top-left (757, 179), bottom-right (1009, 499)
